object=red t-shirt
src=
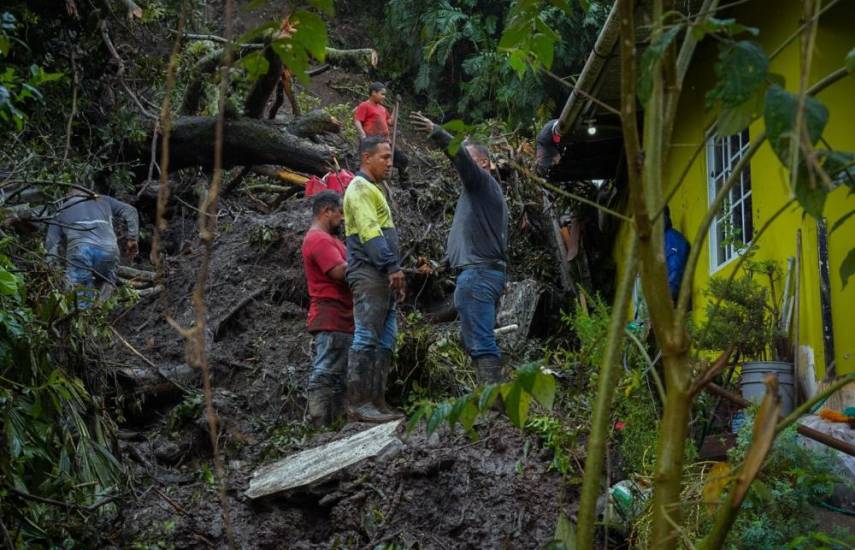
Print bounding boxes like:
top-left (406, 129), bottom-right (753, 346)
top-left (301, 229), bottom-right (354, 333)
top-left (354, 100), bottom-right (391, 137)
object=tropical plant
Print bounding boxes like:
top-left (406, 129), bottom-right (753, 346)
top-left (380, 0), bottom-right (606, 125)
top-left (0, 242), bottom-right (121, 546)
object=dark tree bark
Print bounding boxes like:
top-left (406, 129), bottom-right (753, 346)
top-left (162, 117), bottom-right (332, 175)
top-left (285, 109), bottom-right (340, 138)
top-left (244, 47), bottom-right (283, 119)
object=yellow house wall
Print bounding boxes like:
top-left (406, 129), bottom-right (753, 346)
top-left (613, 0), bottom-right (855, 379)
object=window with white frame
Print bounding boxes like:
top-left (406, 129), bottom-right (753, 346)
top-left (707, 129), bottom-right (753, 270)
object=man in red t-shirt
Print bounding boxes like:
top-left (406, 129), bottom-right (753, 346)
top-left (301, 190), bottom-right (354, 426)
top-left (354, 82), bottom-right (409, 181)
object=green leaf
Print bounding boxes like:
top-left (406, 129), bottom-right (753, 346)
top-left (239, 50), bottom-right (270, 81)
top-left (553, 512), bottom-right (577, 549)
top-left (442, 119), bottom-right (467, 133)
top-left (692, 17), bottom-right (758, 41)
top-left (0, 268), bottom-right (19, 296)
top-left (291, 10), bottom-right (328, 62)
top-left (498, 24), bottom-right (527, 50)
top-left (794, 169), bottom-right (827, 219)
top-left (707, 41), bottom-right (769, 110)
top-left (406, 402), bottom-right (433, 435)
top-left (0, 36), bottom-right (10, 57)
top-left (478, 384), bottom-right (501, 411)
top-left (841, 248), bottom-right (855, 290)
top-left (502, 381), bottom-right (532, 428)
top-left (531, 370), bottom-right (556, 410)
top-left (717, 86), bottom-right (764, 135)
top-left (764, 84), bottom-right (828, 167)
top-left (427, 402), bottom-right (452, 436)
top-left (846, 47), bottom-right (855, 74)
top-left (637, 25), bottom-right (682, 104)
top-left (515, 362), bottom-right (540, 392)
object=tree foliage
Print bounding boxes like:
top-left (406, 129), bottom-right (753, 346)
top-left (380, 0), bottom-right (606, 125)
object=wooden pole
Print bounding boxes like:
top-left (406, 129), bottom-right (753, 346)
top-left (793, 230), bottom-right (802, 403)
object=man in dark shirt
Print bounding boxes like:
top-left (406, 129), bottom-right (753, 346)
top-left (45, 189), bottom-right (139, 305)
top-left (410, 112), bottom-right (509, 385)
top-left (301, 190), bottom-right (354, 426)
top-left (535, 118), bottom-right (565, 177)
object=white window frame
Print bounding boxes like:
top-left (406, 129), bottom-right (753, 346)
top-left (706, 129), bottom-right (753, 272)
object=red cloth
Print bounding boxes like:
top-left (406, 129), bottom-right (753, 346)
top-left (355, 100), bottom-right (390, 137)
top-left (301, 229), bottom-right (354, 333)
top-left (305, 170), bottom-right (355, 197)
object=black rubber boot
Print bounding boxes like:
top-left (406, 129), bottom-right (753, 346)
top-left (373, 349), bottom-right (404, 419)
top-left (307, 386), bottom-right (331, 428)
top-left (346, 349), bottom-right (399, 423)
top-left (473, 355), bottom-right (504, 385)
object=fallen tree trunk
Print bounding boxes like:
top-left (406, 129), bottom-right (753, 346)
top-left (325, 47), bottom-right (378, 72)
top-left (163, 117), bottom-right (332, 175)
top-left (285, 109), bottom-right (341, 139)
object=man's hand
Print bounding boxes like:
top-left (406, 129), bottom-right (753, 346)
top-left (126, 239), bottom-right (139, 258)
top-left (409, 112), bottom-right (435, 135)
top-left (388, 270), bottom-right (405, 290)
top-left (388, 270), bottom-right (406, 303)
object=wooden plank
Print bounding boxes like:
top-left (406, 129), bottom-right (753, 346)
top-left (246, 420), bottom-right (402, 499)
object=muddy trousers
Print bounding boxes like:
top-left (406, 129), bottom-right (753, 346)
top-left (308, 331), bottom-right (353, 401)
top-left (66, 244), bottom-right (119, 308)
top-left (454, 267), bottom-right (506, 359)
top-left (348, 267), bottom-right (397, 352)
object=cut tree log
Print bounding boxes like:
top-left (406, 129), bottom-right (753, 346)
top-left (324, 47), bottom-right (378, 72)
top-left (250, 165), bottom-right (309, 186)
top-left (246, 420), bottom-right (402, 499)
top-left (163, 117), bottom-right (332, 175)
top-left (285, 109), bottom-right (341, 139)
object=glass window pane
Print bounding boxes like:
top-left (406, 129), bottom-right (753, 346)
top-left (743, 193), bottom-right (754, 242)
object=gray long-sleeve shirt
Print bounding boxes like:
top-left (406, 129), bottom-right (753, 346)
top-left (45, 193), bottom-right (139, 257)
top-left (430, 128), bottom-right (508, 270)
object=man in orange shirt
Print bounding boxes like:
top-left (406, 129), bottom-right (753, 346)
top-left (354, 82), bottom-right (408, 182)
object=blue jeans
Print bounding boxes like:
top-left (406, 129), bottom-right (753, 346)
top-left (348, 267), bottom-right (397, 352)
top-left (454, 268), bottom-right (506, 359)
top-left (66, 245), bottom-right (118, 307)
top-left (309, 331), bottom-right (352, 397)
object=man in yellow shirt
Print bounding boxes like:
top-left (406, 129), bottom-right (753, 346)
top-left (342, 136), bottom-right (406, 423)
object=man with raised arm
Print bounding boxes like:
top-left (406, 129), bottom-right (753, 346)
top-left (45, 188), bottom-right (139, 305)
top-left (342, 136), bottom-right (405, 423)
top-left (410, 112), bottom-right (509, 385)
top-left (301, 190), bottom-right (354, 427)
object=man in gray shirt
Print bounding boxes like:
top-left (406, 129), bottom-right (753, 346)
top-left (45, 189), bottom-right (139, 304)
top-left (410, 112), bottom-right (509, 385)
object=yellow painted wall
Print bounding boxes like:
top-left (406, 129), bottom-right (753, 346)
top-left (613, 0), bottom-right (855, 378)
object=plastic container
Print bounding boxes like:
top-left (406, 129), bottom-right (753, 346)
top-left (739, 361), bottom-right (795, 416)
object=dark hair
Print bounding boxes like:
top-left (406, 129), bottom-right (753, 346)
top-left (311, 189), bottom-right (342, 216)
top-left (465, 141), bottom-right (491, 163)
top-left (368, 82), bottom-right (386, 94)
top-left (359, 135), bottom-right (390, 157)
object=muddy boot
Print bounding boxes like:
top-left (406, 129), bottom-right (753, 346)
top-left (473, 355), bottom-right (504, 385)
top-left (307, 387), bottom-right (331, 428)
top-left (373, 349), bottom-right (403, 419)
top-left (346, 349), bottom-right (399, 423)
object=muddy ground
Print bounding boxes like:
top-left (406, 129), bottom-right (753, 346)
top-left (100, 53), bottom-right (585, 548)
